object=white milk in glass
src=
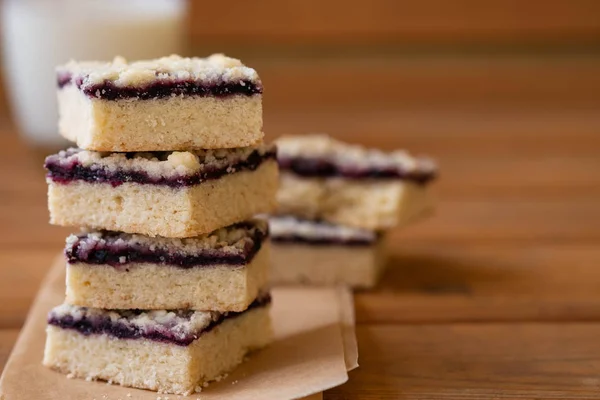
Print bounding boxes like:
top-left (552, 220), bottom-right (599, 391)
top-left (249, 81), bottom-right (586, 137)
top-left (1, 0), bottom-right (186, 146)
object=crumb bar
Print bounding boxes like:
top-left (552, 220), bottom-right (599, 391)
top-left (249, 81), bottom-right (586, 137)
top-left (65, 220), bottom-right (269, 311)
top-left (57, 54), bottom-right (263, 151)
top-left (45, 145), bottom-right (278, 237)
top-left (269, 216), bottom-right (386, 288)
top-left (276, 134), bottom-right (436, 230)
top-left (43, 294), bottom-right (272, 395)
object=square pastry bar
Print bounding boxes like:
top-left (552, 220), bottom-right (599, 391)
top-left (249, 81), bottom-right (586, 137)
top-left (43, 293), bottom-right (272, 395)
top-left (57, 54), bottom-right (263, 151)
top-left (65, 220), bottom-right (269, 312)
top-left (276, 134), bottom-right (437, 230)
top-left (45, 144), bottom-right (278, 238)
top-left (269, 216), bottom-right (386, 288)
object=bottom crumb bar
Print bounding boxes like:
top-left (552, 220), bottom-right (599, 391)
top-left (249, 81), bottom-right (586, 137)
top-left (43, 294), bottom-right (272, 395)
top-left (269, 216), bottom-right (386, 288)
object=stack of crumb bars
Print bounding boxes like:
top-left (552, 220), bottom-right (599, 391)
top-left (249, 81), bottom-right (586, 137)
top-left (42, 55), bottom-right (278, 395)
top-left (269, 134), bottom-right (437, 288)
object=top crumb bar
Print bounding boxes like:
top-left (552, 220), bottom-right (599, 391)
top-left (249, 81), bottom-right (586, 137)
top-left (57, 54), bottom-right (262, 100)
top-left (57, 54), bottom-right (264, 152)
top-left (277, 134), bottom-right (437, 183)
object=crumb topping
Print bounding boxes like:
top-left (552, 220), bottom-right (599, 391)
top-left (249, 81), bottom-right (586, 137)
top-left (269, 215), bottom-right (376, 242)
top-left (276, 134), bottom-right (436, 174)
top-left (49, 292), bottom-right (271, 344)
top-left (46, 144), bottom-right (274, 180)
top-left (67, 219), bottom-right (268, 257)
top-left (58, 54), bottom-right (260, 88)
top-left (50, 303), bottom-right (218, 340)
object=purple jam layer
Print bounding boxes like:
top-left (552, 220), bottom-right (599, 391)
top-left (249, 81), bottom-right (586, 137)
top-left (271, 235), bottom-right (376, 246)
top-left (45, 149), bottom-right (276, 188)
top-left (48, 294), bottom-right (271, 347)
top-left (57, 73), bottom-right (262, 100)
top-left (278, 156), bottom-right (436, 184)
top-left (66, 223), bottom-right (267, 269)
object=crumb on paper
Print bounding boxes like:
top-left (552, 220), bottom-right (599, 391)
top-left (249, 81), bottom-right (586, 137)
top-left (127, 394), bottom-right (132, 398)
top-left (194, 385), bottom-right (203, 393)
top-left (231, 380), bottom-right (238, 385)
top-left (214, 373), bottom-right (228, 382)
top-left (66, 373), bottom-right (75, 379)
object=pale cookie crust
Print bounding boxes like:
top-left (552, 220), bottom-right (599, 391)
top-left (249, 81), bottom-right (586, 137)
top-left (43, 305), bottom-right (272, 395)
top-left (58, 85), bottom-right (263, 151)
top-left (277, 172), bottom-right (433, 230)
top-left (66, 242), bottom-right (271, 311)
top-left (48, 160), bottom-right (278, 237)
top-left (270, 240), bottom-right (386, 288)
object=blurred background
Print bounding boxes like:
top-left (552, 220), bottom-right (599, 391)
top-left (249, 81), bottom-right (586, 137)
top-left (0, 0), bottom-right (599, 326)
top-left (1, 0), bottom-right (599, 147)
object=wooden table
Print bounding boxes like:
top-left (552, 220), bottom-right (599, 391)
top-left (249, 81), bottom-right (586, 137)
top-left (1, 99), bottom-right (599, 398)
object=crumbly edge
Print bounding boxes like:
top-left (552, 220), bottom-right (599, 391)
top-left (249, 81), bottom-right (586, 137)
top-left (67, 219), bottom-right (267, 259)
top-left (48, 293), bottom-right (271, 342)
top-left (58, 54), bottom-right (260, 89)
top-left (45, 143), bottom-right (275, 180)
top-left (269, 215), bottom-right (376, 243)
top-left (276, 133), bottom-right (436, 174)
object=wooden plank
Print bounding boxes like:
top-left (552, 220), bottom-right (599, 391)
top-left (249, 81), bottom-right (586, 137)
top-left (3, 243), bottom-right (600, 328)
top-left (188, 0), bottom-right (600, 45)
top-left (326, 324), bottom-right (600, 399)
top-left (255, 58), bottom-right (600, 110)
top-left (406, 199), bottom-right (600, 242)
top-left (2, 179), bottom-right (598, 247)
top-left (357, 243), bottom-right (600, 323)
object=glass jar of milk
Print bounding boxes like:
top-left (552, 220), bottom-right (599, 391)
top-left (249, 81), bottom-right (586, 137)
top-left (1, 0), bottom-right (187, 147)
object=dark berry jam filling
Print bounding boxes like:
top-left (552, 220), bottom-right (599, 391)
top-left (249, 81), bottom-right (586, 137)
top-left (271, 235), bottom-right (376, 246)
top-left (45, 149), bottom-right (276, 188)
top-left (278, 156), bottom-right (436, 184)
top-left (66, 223), bottom-right (267, 268)
top-left (48, 294), bottom-right (271, 346)
top-left (58, 73), bottom-right (262, 100)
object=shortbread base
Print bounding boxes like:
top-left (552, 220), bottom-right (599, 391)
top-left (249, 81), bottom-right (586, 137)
top-left (43, 306), bottom-right (272, 395)
top-left (66, 243), bottom-right (270, 311)
top-left (48, 160), bottom-right (278, 237)
top-left (58, 85), bottom-right (263, 151)
top-left (277, 173), bottom-right (433, 230)
top-left (270, 241), bottom-right (386, 288)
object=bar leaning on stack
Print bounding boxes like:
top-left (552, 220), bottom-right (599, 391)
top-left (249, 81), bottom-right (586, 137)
top-left (42, 54), bottom-right (278, 395)
top-left (270, 134), bottom-right (437, 288)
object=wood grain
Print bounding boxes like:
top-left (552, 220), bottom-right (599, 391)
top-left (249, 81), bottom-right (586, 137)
top-left (357, 242), bottom-right (600, 323)
top-left (328, 324), bottom-right (600, 399)
top-left (254, 58), bottom-right (600, 110)
top-left (188, 0), bottom-right (600, 45)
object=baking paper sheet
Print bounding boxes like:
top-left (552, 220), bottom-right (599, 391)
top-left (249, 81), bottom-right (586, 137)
top-left (0, 256), bottom-right (357, 399)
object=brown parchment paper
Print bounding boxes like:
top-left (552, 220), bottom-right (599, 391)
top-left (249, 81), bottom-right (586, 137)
top-left (0, 256), bottom-right (357, 400)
